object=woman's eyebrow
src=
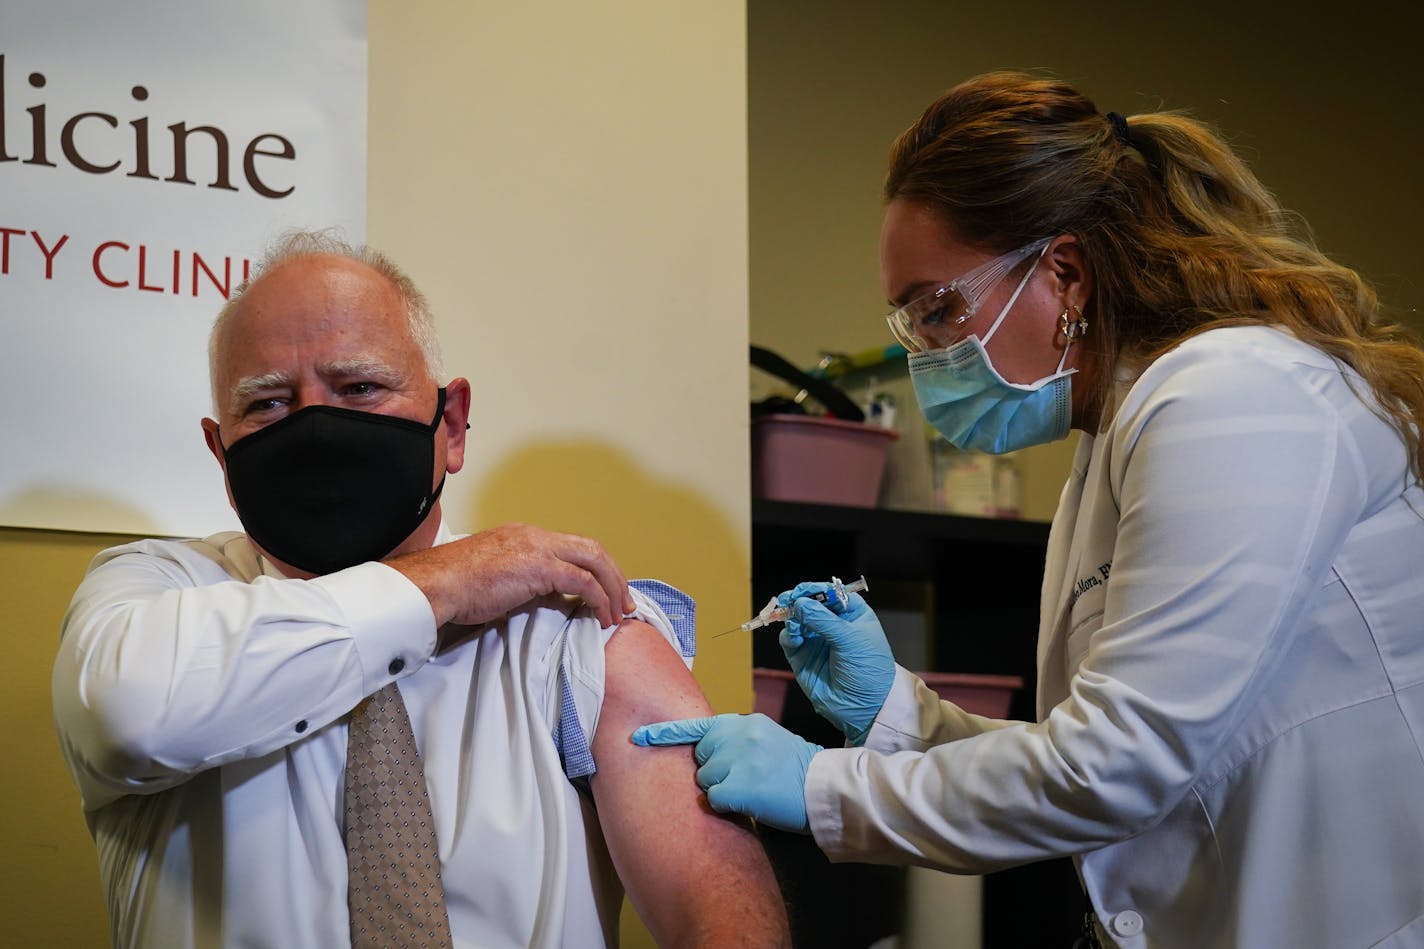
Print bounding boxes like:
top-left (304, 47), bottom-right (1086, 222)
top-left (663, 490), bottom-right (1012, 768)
top-left (890, 279), bottom-right (939, 309)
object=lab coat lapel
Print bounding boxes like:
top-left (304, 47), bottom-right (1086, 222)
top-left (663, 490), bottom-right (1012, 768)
top-left (1036, 433), bottom-right (1096, 720)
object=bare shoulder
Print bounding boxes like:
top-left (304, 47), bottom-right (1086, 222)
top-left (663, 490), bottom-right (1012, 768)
top-left (590, 618), bottom-right (713, 806)
top-left (589, 619), bottom-right (791, 947)
top-left (599, 619), bottom-right (708, 723)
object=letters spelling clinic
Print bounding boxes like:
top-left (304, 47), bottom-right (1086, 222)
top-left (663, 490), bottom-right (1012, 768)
top-left (0, 54), bottom-right (296, 299)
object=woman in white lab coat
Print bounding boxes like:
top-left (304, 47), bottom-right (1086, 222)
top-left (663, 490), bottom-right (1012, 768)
top-left (635, 71), bottom-right (1424, 948)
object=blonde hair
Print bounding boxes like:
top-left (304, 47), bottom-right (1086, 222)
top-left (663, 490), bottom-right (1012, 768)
top-left (885, 70), bottom-right (1424, 483)
top-left (209, 230), bottom-right (445, 408)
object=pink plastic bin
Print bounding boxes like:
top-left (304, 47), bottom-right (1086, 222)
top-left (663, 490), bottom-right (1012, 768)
top-left (752, 414), bottom-right (899, 507)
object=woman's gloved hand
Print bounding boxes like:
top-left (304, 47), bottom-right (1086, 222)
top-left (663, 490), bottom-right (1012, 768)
top-left (777, 582), bottom-right (895, 746)
top-left (631, 713), bottom-right (821, 834)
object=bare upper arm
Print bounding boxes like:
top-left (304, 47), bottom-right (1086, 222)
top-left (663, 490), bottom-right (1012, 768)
top-left (589, 619), bottom-right (790, 947)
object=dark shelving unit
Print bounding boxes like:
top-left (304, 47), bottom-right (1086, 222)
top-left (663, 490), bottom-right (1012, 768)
top-left (750, 499), bottom-right (1081, 949)
top-left (750, 499), bottom-right (1049, 683)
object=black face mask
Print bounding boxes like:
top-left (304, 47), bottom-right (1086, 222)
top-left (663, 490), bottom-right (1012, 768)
top-left (222, 388), bottom-right (448, 575)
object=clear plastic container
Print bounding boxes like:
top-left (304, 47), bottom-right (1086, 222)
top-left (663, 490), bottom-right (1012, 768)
top-left (930, 437), bottom-right (1021, 518)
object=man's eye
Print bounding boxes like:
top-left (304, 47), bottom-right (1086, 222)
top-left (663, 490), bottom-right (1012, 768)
top-left (343, 381), bottom-right (383, 397)
top-left (244, 398), bottom-right (285, 415)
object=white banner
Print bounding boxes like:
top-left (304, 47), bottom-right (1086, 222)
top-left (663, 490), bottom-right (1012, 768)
top-left (0, 1), bottom-right (366, 536)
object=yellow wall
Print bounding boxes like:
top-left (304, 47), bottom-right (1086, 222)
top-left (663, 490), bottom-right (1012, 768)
top-left (0, 528), bottom-right (143, 944)
top-left (6, 4), bottom-right (747, 947)
top-left (364, 3), bottom-right (752, 716)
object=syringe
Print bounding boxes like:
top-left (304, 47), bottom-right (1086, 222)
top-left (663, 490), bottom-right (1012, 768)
top-left (713, 575), bottom-right (868, 638)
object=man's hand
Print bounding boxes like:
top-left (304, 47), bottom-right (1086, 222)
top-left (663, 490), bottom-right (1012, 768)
top-left (632, 713), bottom-right (822, 834)
top-left (385, 522), bottom-right (634, 628)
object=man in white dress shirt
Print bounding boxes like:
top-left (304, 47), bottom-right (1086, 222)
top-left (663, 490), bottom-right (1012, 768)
top-left (52, 232), bottom-right (790, 948)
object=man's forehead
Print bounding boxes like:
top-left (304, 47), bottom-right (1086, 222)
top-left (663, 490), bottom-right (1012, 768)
top-left (224, 258), bottom-right (410, 347)
top-left (212, 255), bottom-right (420, 394)
top-left (243, 253), bottom-right (396, 309)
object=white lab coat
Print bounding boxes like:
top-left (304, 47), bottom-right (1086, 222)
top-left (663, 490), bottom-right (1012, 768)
top-left (804, 326), bottom-right (1424, 948)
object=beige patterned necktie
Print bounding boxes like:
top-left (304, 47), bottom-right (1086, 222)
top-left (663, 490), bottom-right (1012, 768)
top-left (345, 682), bottom-right (454, 948)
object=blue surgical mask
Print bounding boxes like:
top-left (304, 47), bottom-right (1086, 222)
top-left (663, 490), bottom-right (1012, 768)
top-left (907, 245), bottom-right (1074, 454)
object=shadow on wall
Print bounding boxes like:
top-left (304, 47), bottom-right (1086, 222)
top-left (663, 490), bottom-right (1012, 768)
top-left (463, 438), bottom-right (751, 707)
top-left (0, 487), bottom-right (165, 538)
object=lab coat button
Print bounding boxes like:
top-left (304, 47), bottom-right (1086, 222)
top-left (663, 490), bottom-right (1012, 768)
top-left (1111, 910), bottom-right (1143, 937)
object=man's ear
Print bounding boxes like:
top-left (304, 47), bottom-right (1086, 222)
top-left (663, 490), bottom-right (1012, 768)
top-left (201, 418), bottom-right (226, 468)
top-left (201, 417), bottom-right (239, 511)
top-left (1046, 234), bottom-right (1093, 311)
top-left (441, 378), bottom-right (472, 476)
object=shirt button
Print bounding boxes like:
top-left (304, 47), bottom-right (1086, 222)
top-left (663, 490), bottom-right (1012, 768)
top-left (1111, 910), bottom-right (1143, 937)
top-left (294, 720), bottom-right (308, 734)
top-left (388, 658), bottom-right (405, 675)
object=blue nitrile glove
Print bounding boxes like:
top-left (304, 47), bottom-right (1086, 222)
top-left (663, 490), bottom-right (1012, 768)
top-left (631, 713), bottom-right (821, 834)
top-left (777, 581), bottom-right (895, 746)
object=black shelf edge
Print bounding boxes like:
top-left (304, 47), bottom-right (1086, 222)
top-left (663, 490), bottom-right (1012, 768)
top-left (752, 499), bottom-right (1051, 547)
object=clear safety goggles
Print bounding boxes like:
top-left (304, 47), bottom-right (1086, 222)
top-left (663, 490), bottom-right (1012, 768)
top-left (885, 237), bottom-right (1052, 353)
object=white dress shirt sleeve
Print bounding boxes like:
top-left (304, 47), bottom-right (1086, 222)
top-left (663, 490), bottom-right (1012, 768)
top-left (806, 333), bottom-right (1372, 872)
top-left (53, 538), bottom-right (437, 806)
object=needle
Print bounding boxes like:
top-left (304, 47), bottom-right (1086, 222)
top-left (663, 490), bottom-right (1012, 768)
top-left (711, 576), bottom-right (868, 638)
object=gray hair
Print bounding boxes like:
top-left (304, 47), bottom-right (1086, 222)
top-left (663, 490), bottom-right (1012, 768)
top-left (209, 230), bottom-right (445, 410)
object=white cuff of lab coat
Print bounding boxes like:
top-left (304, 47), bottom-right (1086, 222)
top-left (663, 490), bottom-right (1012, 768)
top-left (863, 665), bottom-right (935, 753)
top-left (805, 745), bottom-right (867, 861)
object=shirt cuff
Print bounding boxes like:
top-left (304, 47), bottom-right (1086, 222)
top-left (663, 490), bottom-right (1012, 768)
top-left (309, 561), bottom-right (438, 692)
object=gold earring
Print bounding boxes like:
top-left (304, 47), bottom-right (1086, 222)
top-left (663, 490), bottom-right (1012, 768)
top-left (1058, 304), bottom-right (1088, 343)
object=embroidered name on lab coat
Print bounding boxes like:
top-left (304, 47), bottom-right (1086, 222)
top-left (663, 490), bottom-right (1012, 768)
top-left (1069, 561), bottom-right (1112, 607)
